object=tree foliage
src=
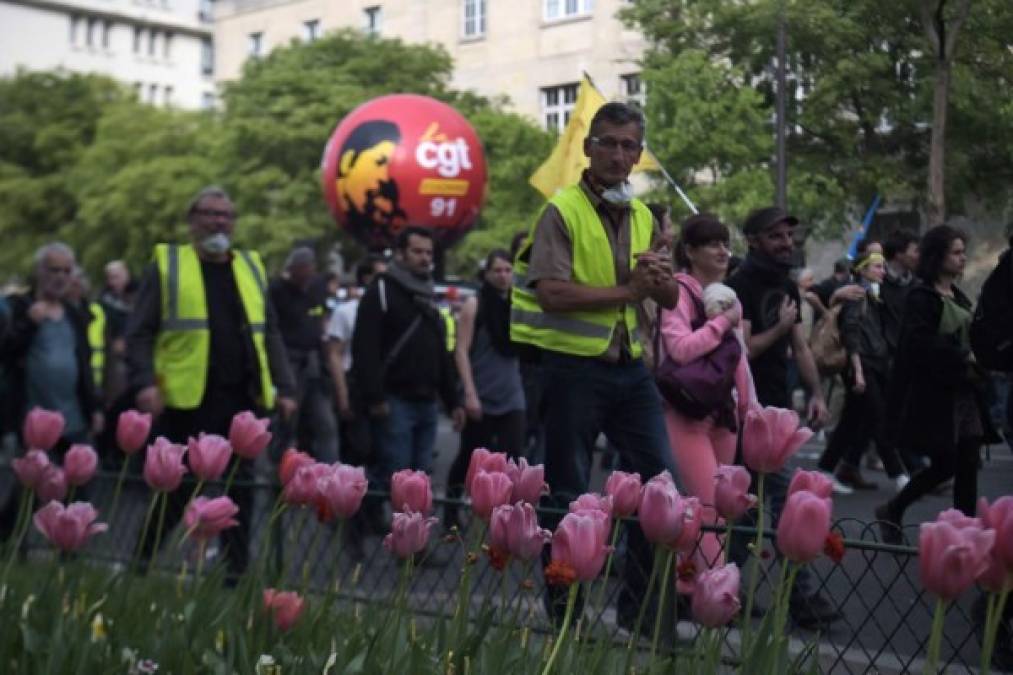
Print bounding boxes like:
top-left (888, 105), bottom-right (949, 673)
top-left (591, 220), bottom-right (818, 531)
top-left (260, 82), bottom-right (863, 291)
top-left (0, 31), bottom-right (552, 283)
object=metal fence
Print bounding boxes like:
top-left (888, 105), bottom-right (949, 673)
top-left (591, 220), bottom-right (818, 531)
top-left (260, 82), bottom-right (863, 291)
top-left (0, 464), bottom-right (999, 675)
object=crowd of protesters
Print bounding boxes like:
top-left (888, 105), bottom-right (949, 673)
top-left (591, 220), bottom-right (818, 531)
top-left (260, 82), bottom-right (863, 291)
top-left (1, 103), bottom-right (1012, 644)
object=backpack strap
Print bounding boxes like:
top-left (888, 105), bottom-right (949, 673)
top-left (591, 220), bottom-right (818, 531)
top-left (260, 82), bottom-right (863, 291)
top-left (653, 279), bottom-right (708, 371)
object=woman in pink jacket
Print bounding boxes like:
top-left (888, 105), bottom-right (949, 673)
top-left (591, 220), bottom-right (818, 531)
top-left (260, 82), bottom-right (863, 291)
top-left (659, 214), bottom-right (758, 570)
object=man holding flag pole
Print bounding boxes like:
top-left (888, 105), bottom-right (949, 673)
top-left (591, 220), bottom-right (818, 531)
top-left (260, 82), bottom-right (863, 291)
top-left (511, 90), bottom-right (681, 624)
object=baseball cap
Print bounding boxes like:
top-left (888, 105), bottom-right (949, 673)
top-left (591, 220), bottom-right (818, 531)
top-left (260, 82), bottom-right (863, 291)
top-left (742, 207), bottom-right (799, 236)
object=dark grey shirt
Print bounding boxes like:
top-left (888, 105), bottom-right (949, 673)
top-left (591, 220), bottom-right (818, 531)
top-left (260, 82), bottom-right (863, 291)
top-left (470, 320), bottom-right (525, 415)
top-left (26, 316), bottom-right (86, 435)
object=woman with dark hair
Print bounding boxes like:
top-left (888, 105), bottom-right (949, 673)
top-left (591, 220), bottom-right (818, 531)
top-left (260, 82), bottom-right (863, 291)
top-left (659, 214), bottom-right (758, 569)
top-left (443, 249), bottom-right (526, 528)
top-left (875, 226), bottom-right (999, 543)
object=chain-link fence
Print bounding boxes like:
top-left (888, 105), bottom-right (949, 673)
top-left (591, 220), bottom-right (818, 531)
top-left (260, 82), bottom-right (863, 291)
top-left (0, 464), bottom-right (1000, 674)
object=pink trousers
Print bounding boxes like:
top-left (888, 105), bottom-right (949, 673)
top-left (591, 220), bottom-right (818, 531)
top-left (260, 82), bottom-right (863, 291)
top-left (663, 404), bottom-right (738, 570)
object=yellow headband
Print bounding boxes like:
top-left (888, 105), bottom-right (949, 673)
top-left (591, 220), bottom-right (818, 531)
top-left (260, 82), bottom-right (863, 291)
top-left (854, 252), bottom-right (885, 271)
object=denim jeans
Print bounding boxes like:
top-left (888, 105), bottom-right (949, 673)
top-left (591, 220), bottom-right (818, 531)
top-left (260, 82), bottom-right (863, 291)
top-left (370, 395), bottom-right (439, 491)
top-left (538, 351), bottom-right (676, 620)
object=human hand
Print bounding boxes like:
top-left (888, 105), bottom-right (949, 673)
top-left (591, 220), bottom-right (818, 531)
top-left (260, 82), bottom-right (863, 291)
top-left (721, 303), bottom-right (741, 327)
top-left (464, 393), bottom-right (483, 421)
top-left (276, 396), bottom-right (297, 421)
top-left (136, 386), bottom-right (164, 417)
top-left (777, 296), bottom-right (798, 332)
top-left (451, 407), bottom-right (467, 432)
top-left (831, 284), bottom-right (865, 305)
top-left (28, 301), bottom-right (51, 324)
top-left (806, 396), bottom-right (829, 430)
top-left (852, 373), bottom-right (866, 394)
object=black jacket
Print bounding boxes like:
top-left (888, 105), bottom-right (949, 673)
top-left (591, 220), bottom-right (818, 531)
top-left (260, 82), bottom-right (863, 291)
top-left (880, 272), bottom-right (914, 354)
top-left (887, 282), bottom-right (999, 454)
top-left (351, 273), bottom-right (458, 411)
top-left (839, 293), bottom-right (889, 374)
top-left (0, 292), bottom-right (98, 434)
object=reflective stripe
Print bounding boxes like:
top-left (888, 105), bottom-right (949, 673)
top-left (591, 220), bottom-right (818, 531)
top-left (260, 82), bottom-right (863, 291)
top-left (250, 322), bottom-right (265, 334)
top-left (238, 250), bottom-right (266, 294)
top-left (510, 307), bottom-right (613, 339)
top-left (512, 272), bottom-right (528, 288)
top-left (166, 244), bottom-right (180, 322)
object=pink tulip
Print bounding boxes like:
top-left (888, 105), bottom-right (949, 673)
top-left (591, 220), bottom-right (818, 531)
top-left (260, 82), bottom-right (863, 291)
top-left (741, 406), bottom-right (813, 474)
top-left (569, 493), bottom-right (614, 517)
top-left (691, 563), bottom-right (741, 628)
top-left (23, 407), bottom-right (64, 451)
top-left (36, 465), bottom-right (67, 503)
top-left (184, 496), bottom-right (240, 541)
top-left (489, 502), bottom-right (552, 561)
top-left (33, 501), bottom-right (107, 552)
top-left (12, 450), bottom-right (51, 489)
top-left (263, 589), bottom-right (305, 632)
top-left (470, 470), bottom-right (514, 521)
top-left (777, 491), bottom-right (832, 563)
top-left (550, 511), bottom-right (611, 582)
top-left (671, 497), bottom-right (703, 554)
top-left (638, 472), bottom-right (690, 547)
top-left (279, 448), bottom-right (314, 486)
top-left (978, 497), bottom-right (1013, 573)
top-left (187, 433), bottom-right (232, 482)
top-left (506, 457), bottom-right (548, 505)
top-left (604, 471), bottom-right (642, 518)
top-left (143, 437), bottom-right (188, 492)
top-left (384, 510), bottom-right (438, 559)
top-left (465, 448), bottom-right (509, 495)
top-left (115, 410), bottom-right (151, 455)
top-left (787, 469), bottom-right (834, 499)
top-left (229, 411), bottom-right (272, 460)
top-left (315, 464), bottom-right (368, 521)
top-left (282, 462), bottom-right (329, 506)
top-left (920, 509), bottom-right (996, 602)
top-left (713, 465), bottom-right (757, 521)
top-left (63, 444), bottom-right (98, 487)
top-left (390, 469), bottom-right (433, 514)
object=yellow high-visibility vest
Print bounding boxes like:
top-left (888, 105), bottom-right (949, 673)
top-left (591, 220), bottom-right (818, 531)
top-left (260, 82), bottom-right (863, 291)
top-left (510, 184), bottom-right (653, 358)
top-left (440, 306), bottom-right (456, 352)
top-left (87, 301), bottom-right (105, 388)
top-left (153, 243), bottom-right (275, 410)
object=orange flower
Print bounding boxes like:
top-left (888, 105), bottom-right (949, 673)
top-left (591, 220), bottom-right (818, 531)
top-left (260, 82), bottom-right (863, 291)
top-left (486, 546), bottom-right (510, 571)
top-left (823, 532), bottom-right (845, 563)
top-left (544, 561), bottom-right (577, 587)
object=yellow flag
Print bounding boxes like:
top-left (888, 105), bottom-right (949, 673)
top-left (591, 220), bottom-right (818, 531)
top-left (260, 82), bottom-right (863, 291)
top-left (528, 76), bottom-right (660, 198)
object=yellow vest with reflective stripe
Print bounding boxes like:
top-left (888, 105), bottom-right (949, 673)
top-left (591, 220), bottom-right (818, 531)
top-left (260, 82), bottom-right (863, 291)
top-left (440, 307), bottom-right (456, 352)
top-left (510, 185), bottom-right (653, 357)
top-left (153, 243), bottom-right (275, 410)
top-left (87, 301), bottom-right (105, 388)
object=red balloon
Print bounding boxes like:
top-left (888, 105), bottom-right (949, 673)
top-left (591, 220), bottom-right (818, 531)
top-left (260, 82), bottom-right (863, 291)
top-left (321, 94), bottom-right (488, 250)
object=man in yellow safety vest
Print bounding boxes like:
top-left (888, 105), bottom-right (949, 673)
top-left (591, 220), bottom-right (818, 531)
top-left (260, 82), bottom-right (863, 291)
top-left (510, 102), bottom-right (679, 625)
top-left (126, 185), bottom-right (296, 576)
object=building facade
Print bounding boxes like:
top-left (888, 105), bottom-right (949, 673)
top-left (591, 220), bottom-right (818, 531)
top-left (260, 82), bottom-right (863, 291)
top-left (0, 0), bottom-right (216, 109)
top-left (213, 0), bottom-right (646, 128)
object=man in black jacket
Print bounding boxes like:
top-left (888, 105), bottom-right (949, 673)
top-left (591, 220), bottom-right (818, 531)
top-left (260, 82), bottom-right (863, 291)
top-left (352, 227), bottom-right (464, 509)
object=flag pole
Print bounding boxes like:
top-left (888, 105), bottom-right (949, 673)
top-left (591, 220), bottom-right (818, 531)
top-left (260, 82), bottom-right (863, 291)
top-left (582, 72), bottom-right (698, 214)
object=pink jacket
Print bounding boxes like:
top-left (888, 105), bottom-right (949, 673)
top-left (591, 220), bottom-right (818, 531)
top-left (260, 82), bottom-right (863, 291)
top-left (658, 273), bottom-right (758, 421)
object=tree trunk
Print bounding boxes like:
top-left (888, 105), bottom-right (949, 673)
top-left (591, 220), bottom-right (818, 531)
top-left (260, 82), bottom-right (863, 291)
top-left (925, 60), bottom-right (949, 228)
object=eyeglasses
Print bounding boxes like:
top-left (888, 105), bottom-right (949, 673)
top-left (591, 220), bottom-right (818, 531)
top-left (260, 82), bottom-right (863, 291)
top-left (589, 136), bottom-right (643, 153)
top-left (194, 208), bottom-right (237, 220)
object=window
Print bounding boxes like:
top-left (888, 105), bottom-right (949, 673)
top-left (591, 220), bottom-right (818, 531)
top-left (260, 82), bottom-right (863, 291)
top-left (69, 15), bottom-right (80, 45)
top-left (133, 82), bottom-right (142, 98)
top-left (86, 17), bottom-right (97, 47)
top-left (461, 0), bottom-right (485, 38)
top-left (201, 38), bottom-right (214, 76)
top-left (363, 6), bottom-right (382, 35)
top-left (148, 29), bottom-right (157, 56)
top-left (303, 19), bottom-right (319, 42)
top-left (248, 31), bottom-right (263, 57)
top-left (543, 0), bottom-right (592, 21)
top-left (198, 0), bottom-right (213, 21)
top-left (541, 83), bottom-right (579, 132)
top-left (133, 26), bottom-right (143, 53)
top-left (102, 21), bottom-right (112, 49)
top-left (621, 73), bottom-right (644, 108)
top-left (163, 31), bottom-right (173, 59)
top-left (148, 83), bottom-right (158, 103)
top-left (164, 86), bottom-right (174, 106)
top-left (202, 92), bottom-right (216, 109)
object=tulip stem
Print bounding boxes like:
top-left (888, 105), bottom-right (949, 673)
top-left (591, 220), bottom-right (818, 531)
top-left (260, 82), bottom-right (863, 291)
top-left (924, 597), bottom-right (947, 675)
top-left (982, 588), bottom-right (1010, 675)
top-left (278, 509), bottom-right (309, 586)
top-left (624, 547), bottom-right (663, 673)
top-left (650, 549), bottom-right (675, 663)
top-left (187, 480), bottom-right (205, 505)
top-left (541, 583), bottom-right (578, 675)
top-left (149, 492), bottom-right (169, 572)
top-left (451, 521), bottom-right (485, 660)
top-left (593, 519), bottom-right (622, 623)
top-left (65, 486), bottom-right (76, 504)
top-left (195, 540), bottom-right (207, 584)
top-left (222, 458), bottom-right (240, 497)
top-left (388, 555), bottom-right (414, 673)
top-left (742, 472), bottom-right (766, 650)
top-left (314, 518), bottom-right (345, 625)
top-left (723, 519), bottom-right (734, 564)
top-left (131, 491), bottom-right (160, 571)
top-left (770, 561), bottom-right (798, 673)
top-left (1, 489), bottom-right (33, 588)
top-left (301, 517), bottom-right (325, 595)
top-left (107, 457), bottom-right (131, 527)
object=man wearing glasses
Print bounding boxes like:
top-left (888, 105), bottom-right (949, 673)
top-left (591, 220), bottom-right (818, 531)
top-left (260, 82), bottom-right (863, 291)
top-left (126, 185), bottom-right (296, 576)
top-left (510, 102), bottom-right (678, 626)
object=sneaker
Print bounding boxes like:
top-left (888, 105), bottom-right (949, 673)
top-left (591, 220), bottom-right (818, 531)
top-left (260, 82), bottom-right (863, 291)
top-left (864, 453), bottom-right (885, 472)
top-left (893, 474), bottom-right (910, 492)
top-left (835, 464), bottom-right (878, 491)
top-left (820, 470), bottom-right (854, 495)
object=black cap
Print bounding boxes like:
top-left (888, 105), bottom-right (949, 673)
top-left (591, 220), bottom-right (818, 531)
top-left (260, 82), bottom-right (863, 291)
top-left (742, 207), bottom-right (799, 236)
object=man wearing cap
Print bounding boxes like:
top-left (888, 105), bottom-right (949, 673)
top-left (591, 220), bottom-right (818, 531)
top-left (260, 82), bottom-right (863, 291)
top-left (727, 206), bottom-right (839, 628)
top-left (127, 185), bottom-right (296, 576)
top-left (511, 101), bottom-right (678, 625)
